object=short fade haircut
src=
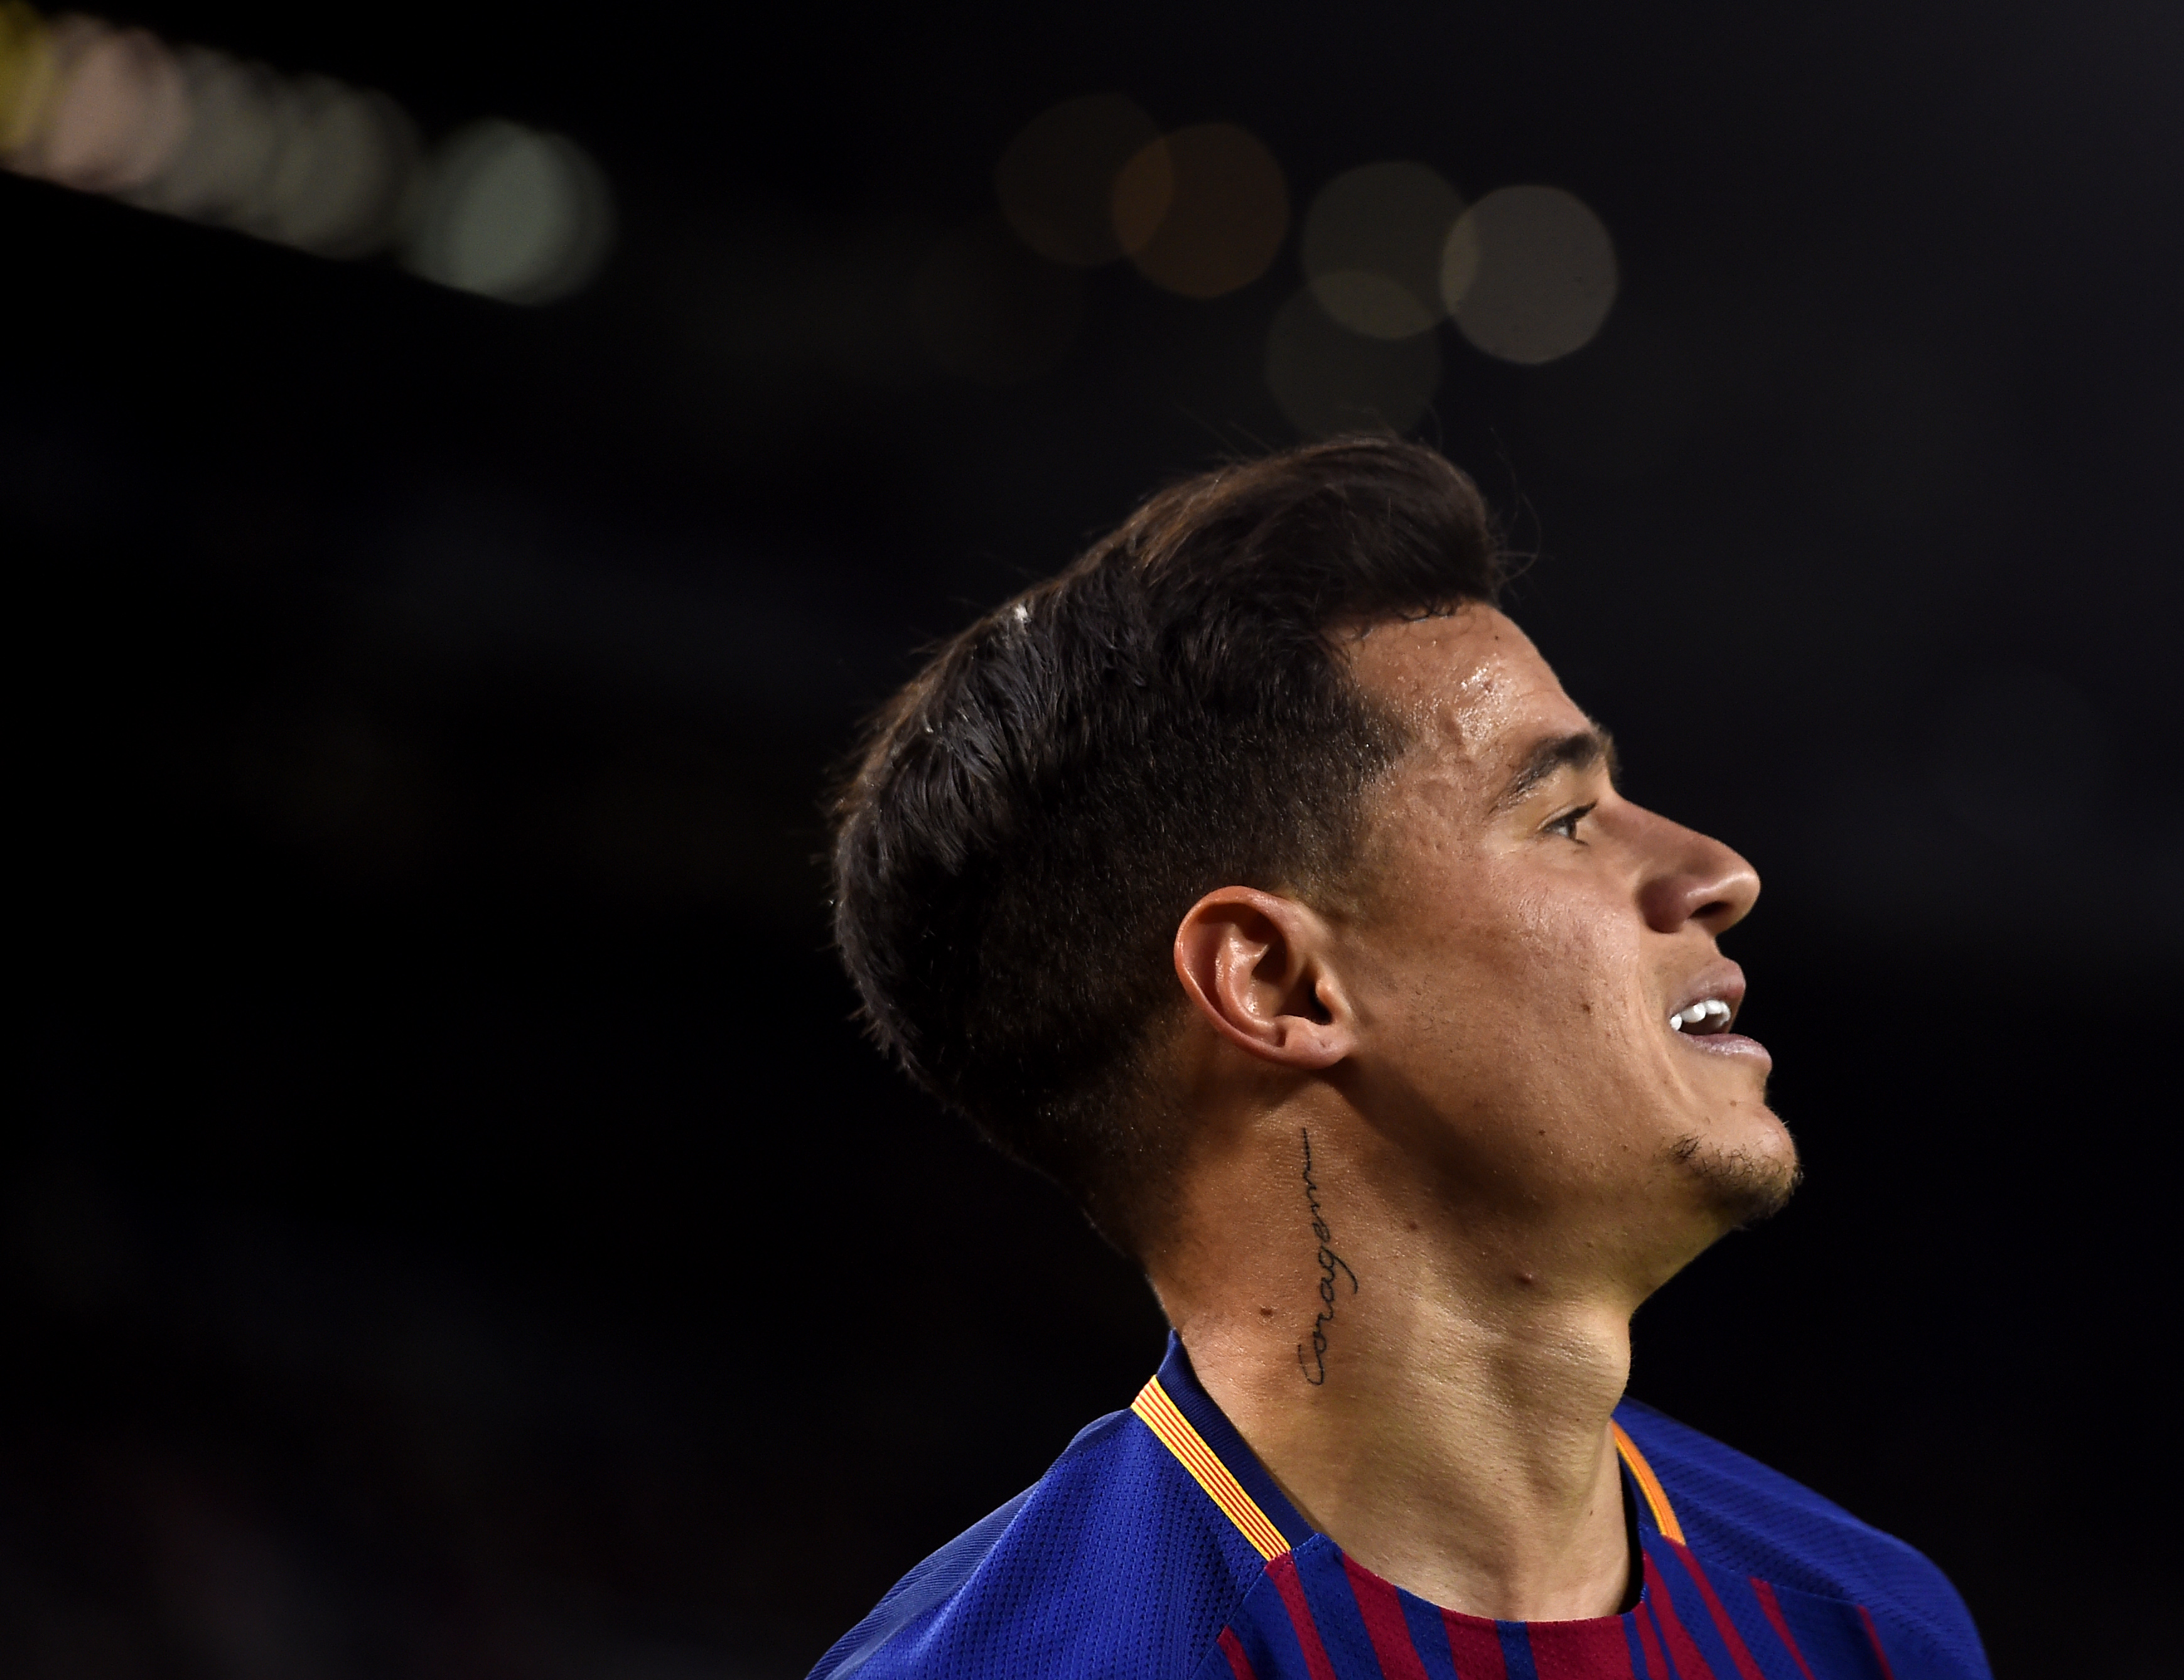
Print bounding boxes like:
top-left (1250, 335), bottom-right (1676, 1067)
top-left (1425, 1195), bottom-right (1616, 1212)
top-left (831, 438), bottom-right (1505, 1254)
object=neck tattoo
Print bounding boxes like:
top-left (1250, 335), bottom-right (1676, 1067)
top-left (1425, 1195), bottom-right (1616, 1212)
top-left (1295, 1128), bottom-right (1359, 1386)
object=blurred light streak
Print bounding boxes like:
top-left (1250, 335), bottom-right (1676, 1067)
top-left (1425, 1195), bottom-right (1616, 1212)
top-left (252, 77), bottom-right (419, 257)
top-left (1115, 122), bottom-right (1287, 299)
top-left (1444, 185), bottom-right (1616, 363)
top-left (996, 92), bottom-right (1160, 266)
top-left (1302, 161), bottom-right (1462, 338)
top-left (133, 51), bottom-right (296, 223)
top-left (0, 1), bottom-right (58, 153)
top-left (1266, 284), bottom-right (1439, 436)
top-left (21, 16), bottom-right (188, 191)
top-left (0, 3), bottom-right (610, 302)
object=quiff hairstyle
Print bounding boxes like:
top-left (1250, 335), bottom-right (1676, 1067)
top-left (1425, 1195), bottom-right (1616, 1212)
top-left (831, 438), bottom-right (1505, 1254)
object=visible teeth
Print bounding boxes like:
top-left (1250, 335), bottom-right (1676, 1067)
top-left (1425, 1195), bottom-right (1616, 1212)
top-left (1672, 999), bottom-right (1732, 1032)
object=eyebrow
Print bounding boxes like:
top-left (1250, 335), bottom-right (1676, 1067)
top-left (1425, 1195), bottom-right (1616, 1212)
top-left (1492, 728), bottom-right (1620, 812)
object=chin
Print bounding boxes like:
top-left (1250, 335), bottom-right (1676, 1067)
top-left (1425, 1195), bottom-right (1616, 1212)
top-left (1672, 1109), bottom-right (1802, 1228)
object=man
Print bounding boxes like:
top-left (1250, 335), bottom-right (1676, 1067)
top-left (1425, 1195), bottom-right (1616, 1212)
top-left (817, 440), bottom-right (1987, 1680)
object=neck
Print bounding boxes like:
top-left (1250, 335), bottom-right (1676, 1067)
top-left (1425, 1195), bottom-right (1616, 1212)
top-left (1148, 1099), bottom-right (1645, 1620)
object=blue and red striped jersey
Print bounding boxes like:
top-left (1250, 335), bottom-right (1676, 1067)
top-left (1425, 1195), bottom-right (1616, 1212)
top-left (810, 1335), bottom-right (1989, 1680)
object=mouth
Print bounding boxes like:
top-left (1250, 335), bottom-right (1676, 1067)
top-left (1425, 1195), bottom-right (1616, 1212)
top-left (1666, 965), bottom-right (1770, 1067)
top-left (1669, 998), bottom-right (1736, 1035)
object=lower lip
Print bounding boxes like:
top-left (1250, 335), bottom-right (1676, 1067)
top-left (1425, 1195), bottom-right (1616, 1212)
top-left (1676, 1030), bottom-right (1772, 1070)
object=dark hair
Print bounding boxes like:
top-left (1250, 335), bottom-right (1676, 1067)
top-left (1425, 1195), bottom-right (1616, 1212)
top-left (830, 438), bottom-right (1505, 1253)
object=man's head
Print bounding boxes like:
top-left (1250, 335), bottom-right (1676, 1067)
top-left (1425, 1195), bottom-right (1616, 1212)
top-left (1166, 607), bottom-right (1794, 1302)
top-left (832, 439), bottom-right (1793, 1269)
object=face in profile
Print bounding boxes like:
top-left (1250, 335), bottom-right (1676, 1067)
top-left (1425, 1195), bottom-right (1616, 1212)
top-left (1331, 605), bottom-right (1797, 1285)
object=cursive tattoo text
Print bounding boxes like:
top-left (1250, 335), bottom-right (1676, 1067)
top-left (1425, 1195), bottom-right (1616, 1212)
top-left (1295, 1128), bottom-right (1358, 1386)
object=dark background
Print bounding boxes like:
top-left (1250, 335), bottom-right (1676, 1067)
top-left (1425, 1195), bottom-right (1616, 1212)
top-left (7, 3), bottom-right (2179, 1676)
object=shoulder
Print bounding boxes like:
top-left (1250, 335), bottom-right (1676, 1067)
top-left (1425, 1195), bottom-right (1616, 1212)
top-left (807, 1406), bottom-right (1267, 1680)
top-left (1616, 1398), bottom-right (1991, 1679)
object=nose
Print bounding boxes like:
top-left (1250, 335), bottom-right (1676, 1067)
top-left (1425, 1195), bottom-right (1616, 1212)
top-left (1633, 810), bottom-right (1761, 936)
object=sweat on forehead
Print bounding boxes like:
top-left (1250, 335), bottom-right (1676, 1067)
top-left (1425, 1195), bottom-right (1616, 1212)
top-left (1343, 606), bottom-right (1581, 765)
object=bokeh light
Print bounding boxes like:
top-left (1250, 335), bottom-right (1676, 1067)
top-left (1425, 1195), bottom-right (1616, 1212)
top-left (0, 2), bottom-right (56, 153)
top-left (1114, 122), bottom-right (1287, 299)
top-left (249, 77), bottom-right (419, 256)
top-left (996, 93), bottom-right (1159, 267)
top-left (912, 218), bottom-right (1083, 384)
top-left (1, 3), bottom-right (609, 301)
top-left (1109, 137), bottom-right (1172, 259)
top-left (1266, 285), bottom-right (1439, 437)
top-left (1301, 161), bottom-right (1462, 339)
top-left (1444, 185), bottom-right (1617, 363)
top-left (402, 120), bottom-right (611, 303)
top-left (133, 51), bottom-right (294, 222)
top-left (16, 17), bottom-right (188, 192)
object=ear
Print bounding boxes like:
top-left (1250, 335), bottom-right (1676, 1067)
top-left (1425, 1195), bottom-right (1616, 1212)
top-left (1172, 888), bottom-right (1355, 1070)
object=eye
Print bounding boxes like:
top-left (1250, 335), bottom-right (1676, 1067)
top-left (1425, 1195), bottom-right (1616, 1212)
top-left (1544, 802), bottom-right (1596, 841)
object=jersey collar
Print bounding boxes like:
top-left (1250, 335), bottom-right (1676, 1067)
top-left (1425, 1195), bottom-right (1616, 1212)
top-left (1133, 1330), bottom-right (1684, 1560)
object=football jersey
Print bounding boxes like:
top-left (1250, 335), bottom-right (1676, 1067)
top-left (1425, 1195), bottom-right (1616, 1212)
top-left (811, 1334), bottom-right (1989, 1680)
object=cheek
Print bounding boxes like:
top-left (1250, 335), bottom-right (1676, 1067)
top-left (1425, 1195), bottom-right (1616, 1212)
top-left (1497, 874), bottom-right (1649, 1026)
top-left (1453, 879), bottom-right (1678, 1146)
top-left (1372, 865), bottom-right (1644, 1085)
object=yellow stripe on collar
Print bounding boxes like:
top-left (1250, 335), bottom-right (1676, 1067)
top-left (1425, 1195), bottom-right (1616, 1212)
top-left (1131, 1377), bottom-right (1293, 1560)
top-left (1134, 1374), bottom-right (1682, 1557)
top-left (1611, 1420), bottom-right (1686, 1545)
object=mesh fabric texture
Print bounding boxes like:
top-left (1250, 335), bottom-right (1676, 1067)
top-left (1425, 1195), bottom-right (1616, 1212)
top-left (808, 1409), bottom-right (1262, 1680)
top-left (809, 1345), bottom-right (1988, 1680)
top-left (1616, 1400), bottom-right (1989, 1679)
